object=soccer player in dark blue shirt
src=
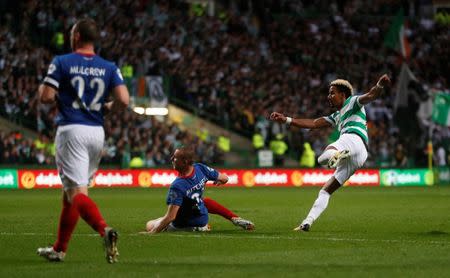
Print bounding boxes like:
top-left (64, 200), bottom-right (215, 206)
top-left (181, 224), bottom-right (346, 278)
top-left (146, 147), bottom-right (254, 233)
top-left (37, 18), bottom-right (129, 263)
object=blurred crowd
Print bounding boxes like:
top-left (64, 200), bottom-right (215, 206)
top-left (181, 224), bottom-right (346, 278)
top-left (102, 111), bottom-right (225, 166)
top-left (0, 116), bottom-right (225, 166)
top-left (0, 131), bottom-right (53, 165)
top-left (0, 0), bottom-right (448, 167)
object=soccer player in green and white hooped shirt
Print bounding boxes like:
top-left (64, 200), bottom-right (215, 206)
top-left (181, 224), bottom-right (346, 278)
top-left (269, 74), bottom-right (391, 231)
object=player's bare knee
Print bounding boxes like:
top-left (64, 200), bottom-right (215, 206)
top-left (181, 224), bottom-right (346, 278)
top-left (322, 178), bottom-right (341, 195)
top-left (66, 187), bottom-right (88, 203)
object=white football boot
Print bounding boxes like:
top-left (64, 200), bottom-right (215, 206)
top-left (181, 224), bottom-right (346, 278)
top-left (328, 150), bottom-right (350, 168)
top-left (37, 246), bottom-right (65, 262)
top-left (231, 217), bottom-right (255, 230)
top-left (294, 217), bottom-right (313, 232)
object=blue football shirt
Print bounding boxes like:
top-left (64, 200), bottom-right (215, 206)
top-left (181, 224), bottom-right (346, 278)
top-left (166, 163), bottom-right (220, 228)
top-left (43, 52), bottom-right (124, 126)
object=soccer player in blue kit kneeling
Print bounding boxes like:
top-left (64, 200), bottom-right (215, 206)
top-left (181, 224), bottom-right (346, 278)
top-left (146, 147), bottom-right (254, 233)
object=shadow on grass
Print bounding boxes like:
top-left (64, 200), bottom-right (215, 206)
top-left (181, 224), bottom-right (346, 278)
top-left (422, 230), bottom-right (449, 236)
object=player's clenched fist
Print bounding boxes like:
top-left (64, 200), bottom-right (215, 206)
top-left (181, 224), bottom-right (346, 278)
top-left (269, 112), bottom-right (287, 123)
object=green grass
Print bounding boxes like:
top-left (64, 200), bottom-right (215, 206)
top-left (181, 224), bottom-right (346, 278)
top-left (1, 186), bottom-right (450, 277)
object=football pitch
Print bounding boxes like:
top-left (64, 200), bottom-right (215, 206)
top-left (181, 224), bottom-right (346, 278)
top-left (1, 186), bottom-right (450, 277)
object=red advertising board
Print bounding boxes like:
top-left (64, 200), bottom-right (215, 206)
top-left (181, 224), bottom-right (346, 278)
top-left (18, 170), bottom-right (62, 189)
top-left (17, 169), bottom-right (380, 189)
top-left (346, 169), bottom-right (379, 186)
top-left (219, 169), bottom-right (379, 187)
top-left (17, 169), bottom-right (179, 189)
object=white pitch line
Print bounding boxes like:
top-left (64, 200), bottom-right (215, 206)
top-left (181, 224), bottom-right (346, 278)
top-left (162, 233), bottom-right (450, 246)
top-left (1, 231), bottom-right (449, 246)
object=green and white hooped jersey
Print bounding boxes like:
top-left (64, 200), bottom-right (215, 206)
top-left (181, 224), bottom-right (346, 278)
top-left (323, 96), bottom-right (369, 146)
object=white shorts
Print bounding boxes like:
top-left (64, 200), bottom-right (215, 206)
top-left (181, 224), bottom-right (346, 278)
top-left (327, 133), bottom-right (368, 185)
top-left (55, 124), bottom-right (104, 190)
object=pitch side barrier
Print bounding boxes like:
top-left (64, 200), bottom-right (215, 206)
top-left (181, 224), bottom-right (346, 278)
top-left (0, 168), bottom-right (448, 189)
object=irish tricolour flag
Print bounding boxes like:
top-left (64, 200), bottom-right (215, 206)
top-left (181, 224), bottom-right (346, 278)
top-left (384, 9), bottom-right (411, 59)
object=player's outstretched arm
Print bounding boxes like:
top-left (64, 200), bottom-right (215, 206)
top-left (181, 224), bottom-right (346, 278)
top-left (213, 173), bottom-right (229, 186)
top-left (358, 74), bottom-right (391, 105)
top-left (269, 112), bottom-right (331, 129)
top-left (148, 205), bottom-right (180, 233)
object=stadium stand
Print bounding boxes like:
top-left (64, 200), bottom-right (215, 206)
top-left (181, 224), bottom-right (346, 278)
top-left (0, 0), bottom-right (448, 167)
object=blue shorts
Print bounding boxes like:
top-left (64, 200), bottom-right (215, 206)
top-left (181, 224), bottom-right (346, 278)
top-left (172, 214), bottom-right (208, 228)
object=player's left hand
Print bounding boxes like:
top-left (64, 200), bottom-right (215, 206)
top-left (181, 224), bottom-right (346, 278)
top-left (269, 112), bottom-right (286, 123)
top-left (213, 180), bottom-right (225, 186)
top-left (103, 101), bottom-right (113, 113)
top-left (378, 74), bottom-right (391, 88)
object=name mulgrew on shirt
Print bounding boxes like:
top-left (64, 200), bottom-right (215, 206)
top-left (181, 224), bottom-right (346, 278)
top-left (70, 66), bottom-right (106, 77)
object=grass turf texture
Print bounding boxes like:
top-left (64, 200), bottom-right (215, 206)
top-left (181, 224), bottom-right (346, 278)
top-left (1, 186), bottom-right (450, 277)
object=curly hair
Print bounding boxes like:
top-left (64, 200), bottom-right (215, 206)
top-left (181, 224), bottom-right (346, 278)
top-left (330, 79), bottom-right (353, 98)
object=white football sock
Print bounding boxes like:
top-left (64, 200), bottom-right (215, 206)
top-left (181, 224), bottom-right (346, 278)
top-left (318, 149), bottom-right (337, 167)
top-left (304, 189), bottom-right (331, 224)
